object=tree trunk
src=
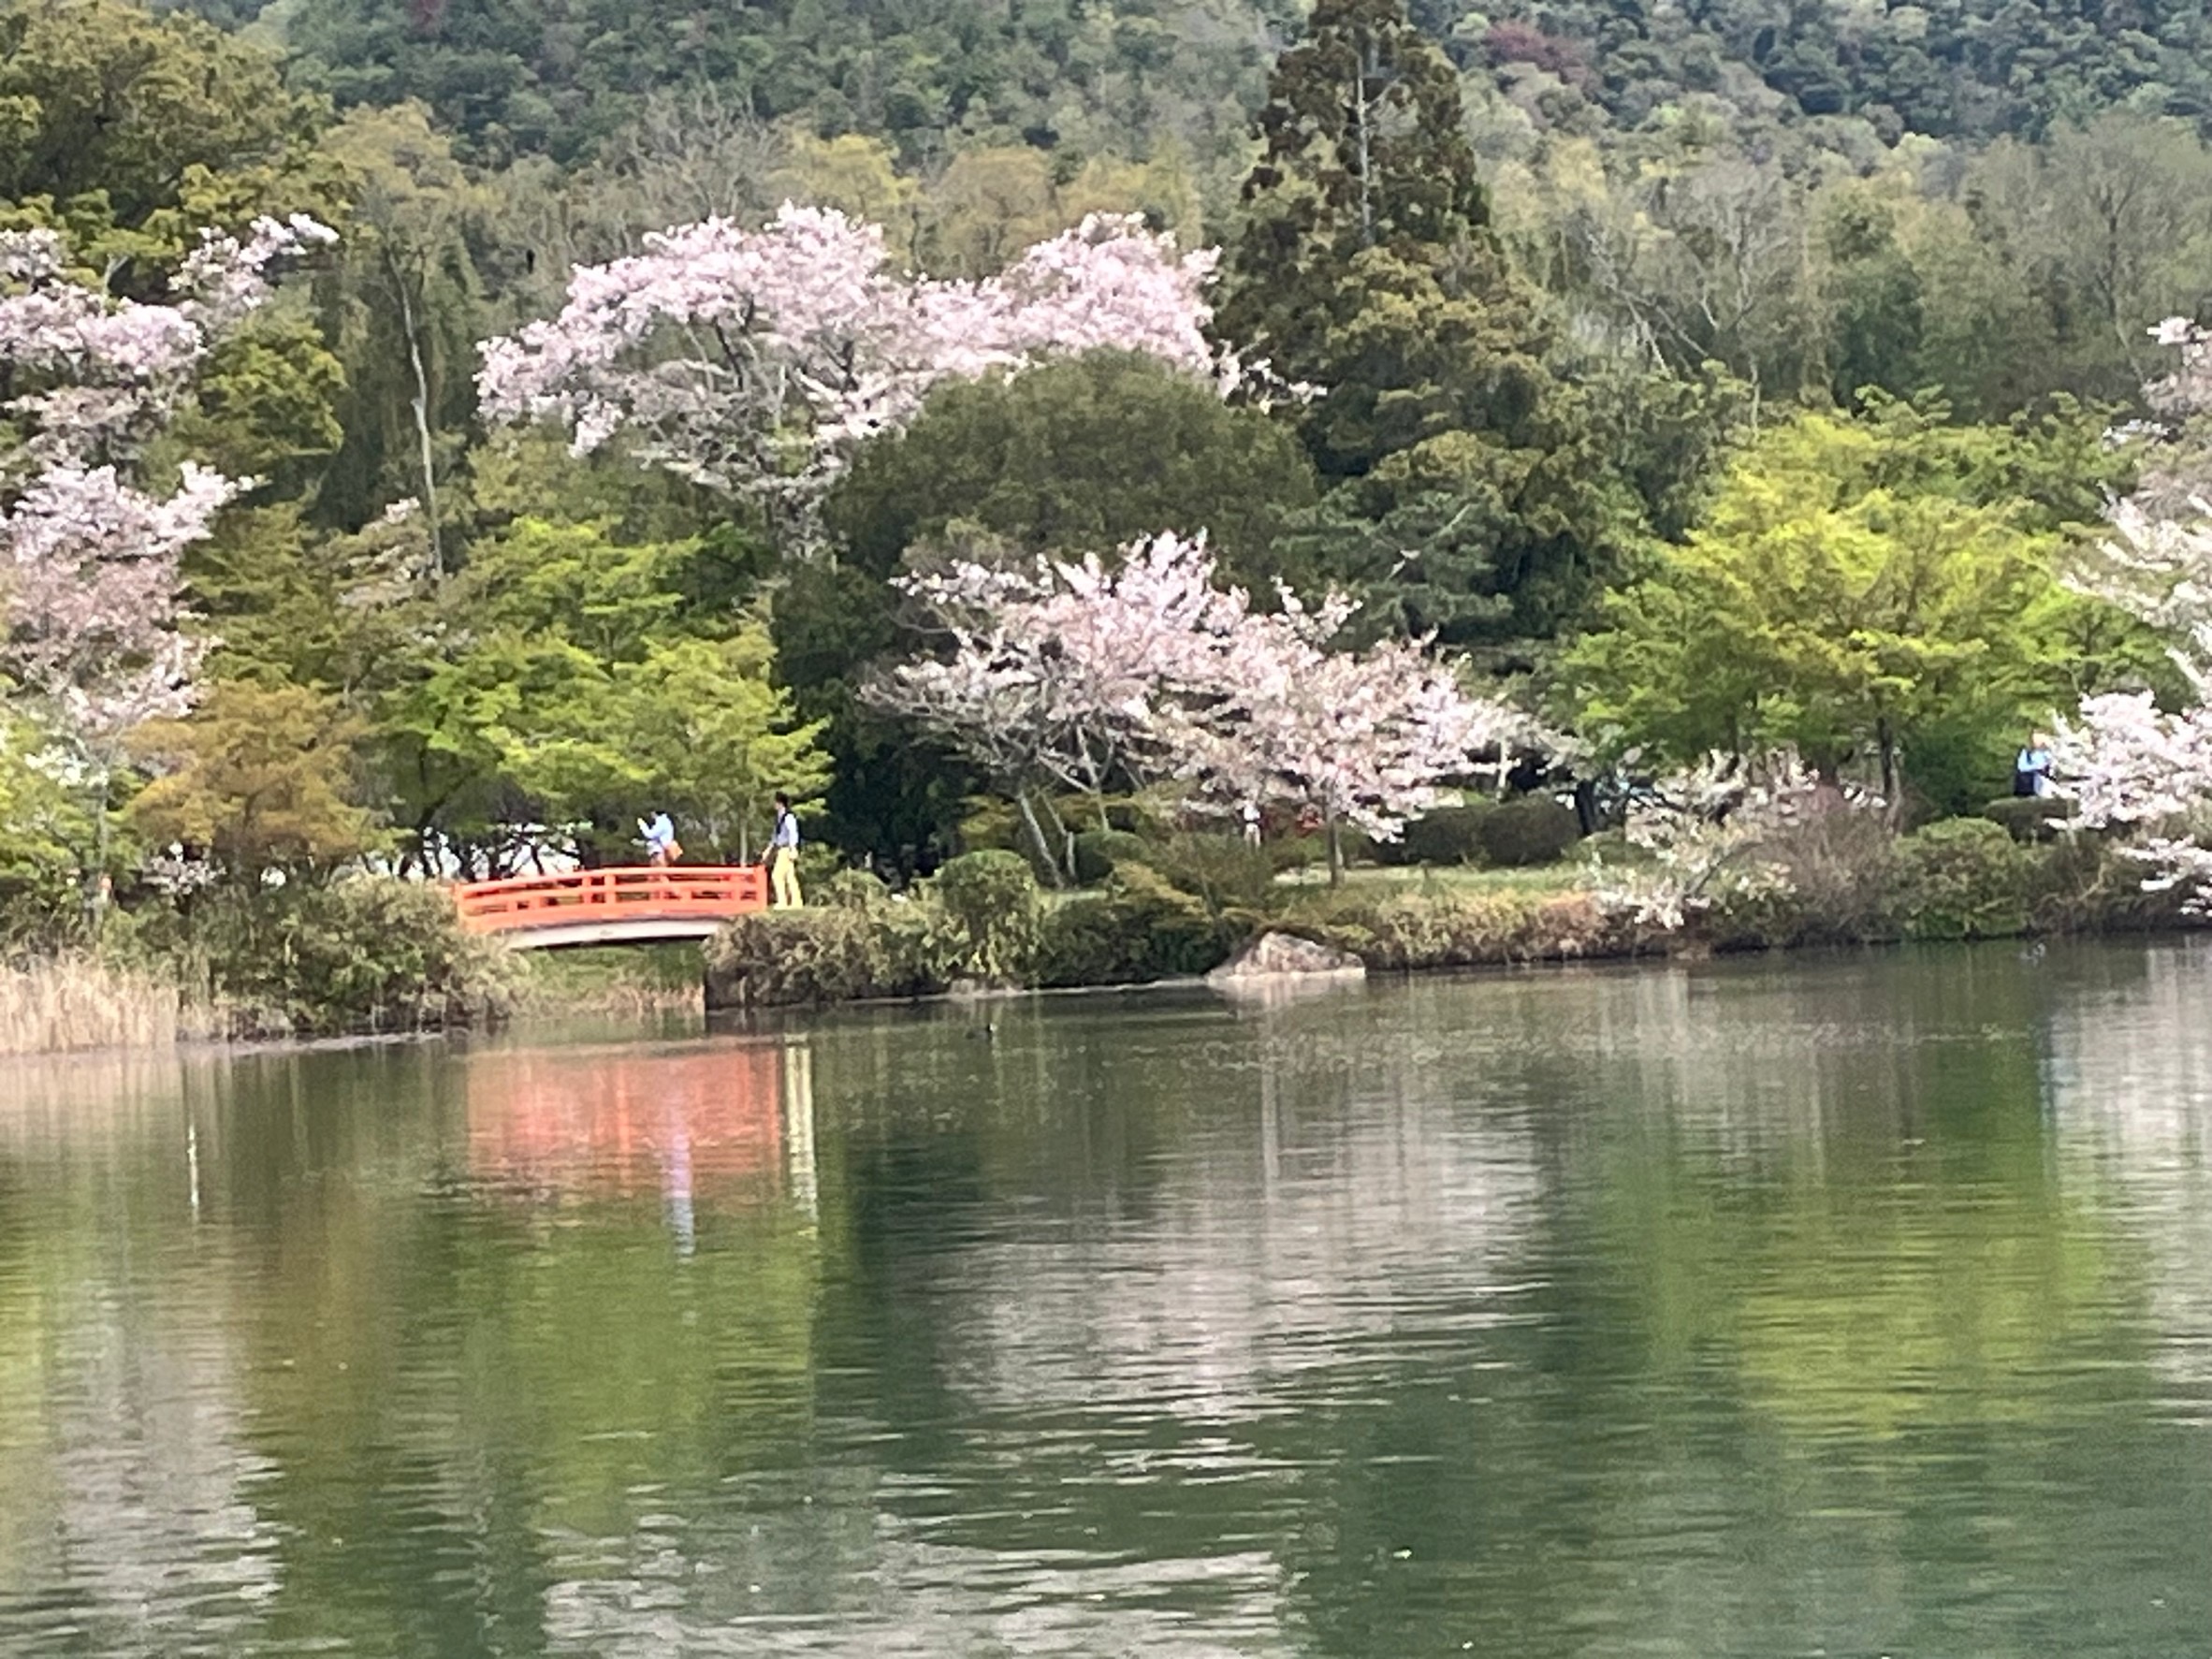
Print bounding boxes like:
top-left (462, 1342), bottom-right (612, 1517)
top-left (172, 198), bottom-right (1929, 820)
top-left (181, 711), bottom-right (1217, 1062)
top-left (1326, 807), bottom-right (1345, 887)
top-left (1876, 717), bottom-right (1899, 814)
top-left (1037, 792), bottom-right (1077, 884)
top-left (1015, 791), bottom-right (1064, 888)
top-left (87, 760), bottom-right (111, 938)
top-left (1573, 778), bottom-right (1600, 837)
top-left (1354, 45), bottom-right (1375, 250)
top-left (387, 247), bottom-right (444, 582)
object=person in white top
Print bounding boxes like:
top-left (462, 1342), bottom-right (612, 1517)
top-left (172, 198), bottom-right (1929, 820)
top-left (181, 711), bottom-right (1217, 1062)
top-left (768, 793), bottom-right (804, 907)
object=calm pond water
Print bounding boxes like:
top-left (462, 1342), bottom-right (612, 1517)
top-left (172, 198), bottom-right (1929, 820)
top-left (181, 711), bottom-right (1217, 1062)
top-left (5, 943), bottom-right (2212, 1656)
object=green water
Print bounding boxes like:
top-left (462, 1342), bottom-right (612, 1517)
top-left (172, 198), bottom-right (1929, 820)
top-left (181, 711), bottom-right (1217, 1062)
top-left (4, 943), bottom-right (2212, 1656)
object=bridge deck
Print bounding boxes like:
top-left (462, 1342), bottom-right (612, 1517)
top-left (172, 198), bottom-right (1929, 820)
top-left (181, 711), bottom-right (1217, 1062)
top-left (454, 865), bottom-right (770, 948)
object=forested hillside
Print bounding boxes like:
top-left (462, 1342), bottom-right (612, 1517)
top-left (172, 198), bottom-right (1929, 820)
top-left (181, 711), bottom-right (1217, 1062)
top-left (188, 0), bottom-right (2212, 166)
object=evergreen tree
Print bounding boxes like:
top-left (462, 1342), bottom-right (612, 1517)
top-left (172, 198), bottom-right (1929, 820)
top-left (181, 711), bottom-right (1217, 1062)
top-left (1216, 0), bottom-right (1627, 644)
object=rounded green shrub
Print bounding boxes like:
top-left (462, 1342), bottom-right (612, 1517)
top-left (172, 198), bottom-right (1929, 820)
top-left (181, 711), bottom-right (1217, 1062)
top-left (929, 850), bottom-right (1041, 982)
top-left (1143, 832), bottom-right (1276, 911)
top-left (1071, 829), bottom-right (1147, 885)
top-left (815, 867), bottom-right (893, 910)
top-left (1476, 795), bottom-right (1582, 867)
top-left (154, 876), bottom-right (517, 1037)
top-left (1981, 794), bottom-right (2072, 843)
top-left (705, 905), bottom-right (951, 1008)
top-left (1395, 804), bottom-right (1490, 866)
top-left (1036, 865), bottom-right (1239, 985)
top-left (1898, 818), bottom-right (2031, 940)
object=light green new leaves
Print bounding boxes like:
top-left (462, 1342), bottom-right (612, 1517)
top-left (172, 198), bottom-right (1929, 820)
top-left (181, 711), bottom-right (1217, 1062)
top-left (1566, 402), bottom-right (2146, 808)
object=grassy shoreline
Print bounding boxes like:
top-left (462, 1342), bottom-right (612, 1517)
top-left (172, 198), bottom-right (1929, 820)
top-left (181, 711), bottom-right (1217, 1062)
top-left (703, 828), bottom-right (2198, 1011)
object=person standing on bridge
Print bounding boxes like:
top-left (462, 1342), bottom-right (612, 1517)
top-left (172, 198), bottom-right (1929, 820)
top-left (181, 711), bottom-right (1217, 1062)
top-left (640, 810), bottom-right (680, 866)
top-left (768, 793), bottom-right (804, 908)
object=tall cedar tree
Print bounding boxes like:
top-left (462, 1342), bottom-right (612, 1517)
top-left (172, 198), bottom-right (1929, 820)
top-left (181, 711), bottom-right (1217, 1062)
top-left (1217, 0), bottom-right (1625, 646)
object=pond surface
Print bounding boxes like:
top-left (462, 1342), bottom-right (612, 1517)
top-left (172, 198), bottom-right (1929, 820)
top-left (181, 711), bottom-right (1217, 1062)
top-left (4, 944), bottom-right (2212, 1656)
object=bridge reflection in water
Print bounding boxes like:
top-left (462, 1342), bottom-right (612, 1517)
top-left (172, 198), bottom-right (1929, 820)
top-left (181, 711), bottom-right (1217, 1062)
top-left (463, 1039), bottom-right (817, 1248)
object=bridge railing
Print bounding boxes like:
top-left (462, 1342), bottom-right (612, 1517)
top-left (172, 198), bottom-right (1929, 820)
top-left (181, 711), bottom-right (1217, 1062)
top-left (454, 865), bottom-right (769, 936)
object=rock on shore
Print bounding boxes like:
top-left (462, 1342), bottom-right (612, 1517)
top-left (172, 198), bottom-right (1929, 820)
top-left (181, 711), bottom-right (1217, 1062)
top-left (1206, 931), bottom-right (1366, 983)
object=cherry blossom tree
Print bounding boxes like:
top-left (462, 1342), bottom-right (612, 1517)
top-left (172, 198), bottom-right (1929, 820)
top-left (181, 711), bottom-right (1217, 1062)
top-left (1167, 586), bottom-right (1535, 882)
top-left (2045, 314), bottom-right (2212, 907)
top-left (874, 531), bottom-right (1246, 877)
top-left (476, 205), bottom-right (1230, 552)
top-left (1585, 749), bottom-right (1879, 930)
top-left (871, 530), bottom-right (1531, 883)
top-left (0, 214), bottom-right (334, 902)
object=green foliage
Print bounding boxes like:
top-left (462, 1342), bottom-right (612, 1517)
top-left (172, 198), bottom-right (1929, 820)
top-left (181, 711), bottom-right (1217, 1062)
top-left (813, 867), bottom-right (894, 911)
top-left (379, 517), bottom-right (830, 862)
top-left (1290, 882), bottom-right (1615, 968)
top-left (1386, 794), bottom-right (1581, 866)
top-left (1217, 0), bottom-right (1634, 641)
top-left (0, 0), bottom-right (340, 255)
top-left (1035, 865), bottom-right (1237, 985)
top-left (140, 874), bottom-right (515, 1035)
top-left (828, 352), bottom-right (1318, 587)
top-left (1565, 400), bottom-right (2135, 807)
top-left (127, 680), bottom-right (374, 876)
top-left (0, 721), bottom-right (96, 947)
top-left (928, 849), bottom-right (1041, 982)
top-left (1137, 833), bottom-right (1277, 913)
top-left (771, 559), bottom-right (974, 869)
top-left (1388, 805), bottom-right (1487, 866)
top-left (704, 906), bottom-right (953, 1007)
top-left (1897, 819), bottom-right (2031, 940)
top-left (1982, 794), bottom-right (2072, 843)
top-left (1477, 794), bottom-right (1582, 866)
top-left (256, 0), bottom-right (1278, 177)
top-left (1071, 829), bottom-right (1146, 884)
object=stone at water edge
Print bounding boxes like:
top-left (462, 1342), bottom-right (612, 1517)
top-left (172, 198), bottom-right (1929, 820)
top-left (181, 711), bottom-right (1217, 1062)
top-left (1207, 931), bottom-right (1365, 982)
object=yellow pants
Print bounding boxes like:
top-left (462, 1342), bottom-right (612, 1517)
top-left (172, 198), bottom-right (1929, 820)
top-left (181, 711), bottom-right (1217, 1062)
top-left (769, 848), bottom-right (803, 908)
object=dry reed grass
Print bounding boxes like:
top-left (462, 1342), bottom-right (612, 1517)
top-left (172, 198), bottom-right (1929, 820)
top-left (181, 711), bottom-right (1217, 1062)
top-left (0, 955), bottom-right (211, 1055)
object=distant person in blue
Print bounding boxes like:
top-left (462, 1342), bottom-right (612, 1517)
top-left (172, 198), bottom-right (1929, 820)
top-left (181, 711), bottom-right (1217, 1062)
top-left (2013, 734), bottom-right (2054, 798)
top-left (639, 810), bottom-right (680, 866)
top-left (768, 793), bottom-right (804, 907)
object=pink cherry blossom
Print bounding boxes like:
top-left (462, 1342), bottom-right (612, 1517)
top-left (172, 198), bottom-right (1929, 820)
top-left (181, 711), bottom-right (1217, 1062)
top-left (874, 531), bottom-right (1533, 880)
top-left (0, 218), bottom-right (332, 760)
top-left (1585, 749), bottom-right (1878, 929)
top-left (478, 206), bottom-right (1230, 549)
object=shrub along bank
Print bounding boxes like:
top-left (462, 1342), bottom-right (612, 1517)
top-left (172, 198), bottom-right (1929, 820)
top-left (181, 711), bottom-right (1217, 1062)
top-left (105, 875), bottom-right (517, 1042)
top-left (705, 823), bottom-right (2191, 1010)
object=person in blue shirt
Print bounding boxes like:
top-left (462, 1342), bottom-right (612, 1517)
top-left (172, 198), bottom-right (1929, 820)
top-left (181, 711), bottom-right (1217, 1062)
top-left (639, 810), bottom-right (679, 866)
top-left (2013, 734), bottom-right (2054, 798)
top-left (767, 793), bottom-right (803, 907)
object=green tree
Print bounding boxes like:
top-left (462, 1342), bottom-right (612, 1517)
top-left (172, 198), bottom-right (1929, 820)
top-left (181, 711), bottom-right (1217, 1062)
top-left (127, 680), bottom-right (374, 875)
top-left (828, 350), bottom-right (1318, 584)
top-left (1215, 0), bottom-right (1627, 642)
top-left (0, 0), bottom-right (342, 261)
top-left (1564, 400), bottom-right (2143, 809)
top-left (372, 517), bottom-right (826, 866)
top-left (314, 103), bottom-right (492, 553)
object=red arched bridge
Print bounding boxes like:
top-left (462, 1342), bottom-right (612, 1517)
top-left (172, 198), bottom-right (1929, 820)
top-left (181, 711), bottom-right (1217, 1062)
top-left (454, 866), bottom-right (770, 950)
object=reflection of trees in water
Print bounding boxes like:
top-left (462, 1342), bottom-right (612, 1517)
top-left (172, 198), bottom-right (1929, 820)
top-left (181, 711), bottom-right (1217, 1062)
top-left (2044, 942), bottom-right (2212, 1392)
top-left (853, 994), bottom-right (1547, 1426)
top-left (0, 1035), bottom-right (831, 1656)
top-left (0, 1049), bottom-right (284, 1653)
top-left (8, 957), bottom-right (2212, 1658)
